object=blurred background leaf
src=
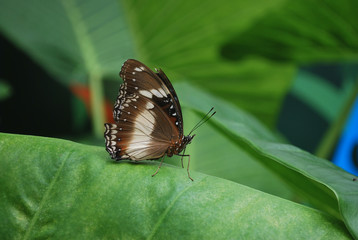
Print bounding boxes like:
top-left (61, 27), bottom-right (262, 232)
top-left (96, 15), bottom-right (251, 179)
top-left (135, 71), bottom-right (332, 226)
top-left (1, 0), bottom-right (357, 135)
top-left (221, 0), bottom-right (358, 63)
top-left (0, 0), bottom-right (293, 133)
top-left (0, 0), bottom-right (136, 136)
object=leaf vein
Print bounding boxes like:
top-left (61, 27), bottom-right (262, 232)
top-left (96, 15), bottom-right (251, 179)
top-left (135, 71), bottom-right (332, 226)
top-left (23, 151), bottom-right (71, 240)
top-left (146, 176), bottom-right (208, 240)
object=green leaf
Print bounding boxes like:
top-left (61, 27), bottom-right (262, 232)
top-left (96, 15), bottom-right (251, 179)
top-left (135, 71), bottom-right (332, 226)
top-left (175, 82), bottom-right (358, 238)
top-left (292, 69), bottom-right (355, 122)
top-left (2, 0), bottom-right (358, 133)
top-left (0, 0), bottom-right (293, 131)
top-left (221, 0), bottom-right (358, 63)
top-left (0, 0), bottom-right (137, 137)
top-left (124, 0), bottom-right (294, 127)
top-left (0, 133), bottom-right (351, 239)
top-left (180, 109), bottom-right (294, 200)
top-left (0, 0), bottom-right (135, 82)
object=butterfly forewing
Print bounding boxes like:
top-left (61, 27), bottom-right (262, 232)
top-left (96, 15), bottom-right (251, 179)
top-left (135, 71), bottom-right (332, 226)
top-left (105, 59), bottom-right (184, 161)
top-left (156, 69), bottom-right (183, 119)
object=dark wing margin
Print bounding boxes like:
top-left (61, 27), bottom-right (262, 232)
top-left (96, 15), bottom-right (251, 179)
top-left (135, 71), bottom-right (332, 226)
top-left (117, 59), bottom-right (184, 136)
top-left (156, 69), bottom-right (183, 118)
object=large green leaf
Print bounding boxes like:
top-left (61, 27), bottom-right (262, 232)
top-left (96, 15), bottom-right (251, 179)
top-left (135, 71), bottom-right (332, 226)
top-left (121, 0), bottom-right (294, 128)
top-left (179, 109), bottom-right (294, 200)
top-left (0, 0), bottom-right (136, 137)
top-left (0, 0), bottom-right (293, 131)
top-left (2, 0), bottom-right (357, 132)
top-left (0, 133), bottom-right (352, 239)
top-left (0, 0), bottom-right (135, 82)
top-left (221, 0), bottom-right (358, 63)
top-left (175, 82), bottom-right (358, 238)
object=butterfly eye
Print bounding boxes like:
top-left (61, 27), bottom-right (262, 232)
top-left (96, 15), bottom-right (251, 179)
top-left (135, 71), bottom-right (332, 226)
top-left (188, 134), bottom-right (196, 144)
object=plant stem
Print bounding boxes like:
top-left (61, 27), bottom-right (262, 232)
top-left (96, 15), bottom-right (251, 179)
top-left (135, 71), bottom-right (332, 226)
top-left (88, 71), bottom-right (105, 138)
top-left (315, 80), bottom-right (358, 159)
top-left (62, 0), bottom-right (105, 138)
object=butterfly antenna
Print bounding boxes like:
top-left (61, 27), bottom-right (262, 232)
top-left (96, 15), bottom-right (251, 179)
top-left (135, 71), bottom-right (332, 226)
top-left (188, 107), bottom-right (214, 134)
top-left (188, 107), bottom-right (216, 135)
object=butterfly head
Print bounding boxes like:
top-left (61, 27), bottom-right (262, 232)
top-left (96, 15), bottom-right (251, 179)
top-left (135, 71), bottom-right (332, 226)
top-left (183, 134), bottom-right (196, 147)
top-left (186, 134), bottom-right (196, 145)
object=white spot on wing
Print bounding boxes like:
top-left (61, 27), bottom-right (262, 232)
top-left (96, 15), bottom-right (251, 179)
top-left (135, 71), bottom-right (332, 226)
top-left (151, 89), bottom-right (163, 98)
top-left (146, 102), bottom-right (154, 110)
top-left (134, 67), bottom-right (143, 72)
top-left (159, 88), bottom-right (166, 96)
top-left (139, 90), bottom-right (152, 98)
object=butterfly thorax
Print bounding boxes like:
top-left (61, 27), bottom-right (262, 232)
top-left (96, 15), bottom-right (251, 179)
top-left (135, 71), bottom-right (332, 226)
top-left (166, 135), bottom-right (195, 157)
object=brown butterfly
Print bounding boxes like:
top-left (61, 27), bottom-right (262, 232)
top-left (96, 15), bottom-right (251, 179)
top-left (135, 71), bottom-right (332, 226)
top-left (104, 59), bottom-right (215, 181)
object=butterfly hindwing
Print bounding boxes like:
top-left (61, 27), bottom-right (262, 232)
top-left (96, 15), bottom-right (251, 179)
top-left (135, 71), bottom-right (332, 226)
top-left (104, 123), bottom-right (169, 160)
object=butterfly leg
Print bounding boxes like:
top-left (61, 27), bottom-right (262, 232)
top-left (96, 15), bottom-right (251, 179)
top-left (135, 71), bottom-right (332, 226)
top-left (180, 148), bottom-right (187, 168)
top-left (177, 154), bottom-right (194, 181)
top-left (180, 156), bottom-right (184, 168)
top-left (152, 156), bottom-right (165, 177)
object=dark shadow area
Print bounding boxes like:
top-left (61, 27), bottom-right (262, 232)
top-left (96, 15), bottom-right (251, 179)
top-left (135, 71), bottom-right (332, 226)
top-left (277, 93), bottom-right (329, 153)
top-left (0, 34), bottom-right (91, 138)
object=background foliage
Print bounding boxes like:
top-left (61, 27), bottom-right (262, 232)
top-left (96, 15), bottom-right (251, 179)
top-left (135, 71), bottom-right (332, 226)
top-left (0, 0), bottom-right (358, 239)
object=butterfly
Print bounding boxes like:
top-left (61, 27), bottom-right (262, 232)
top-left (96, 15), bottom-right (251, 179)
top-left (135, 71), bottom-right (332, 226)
top-left (104, 59), bottom-right (215, 181)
